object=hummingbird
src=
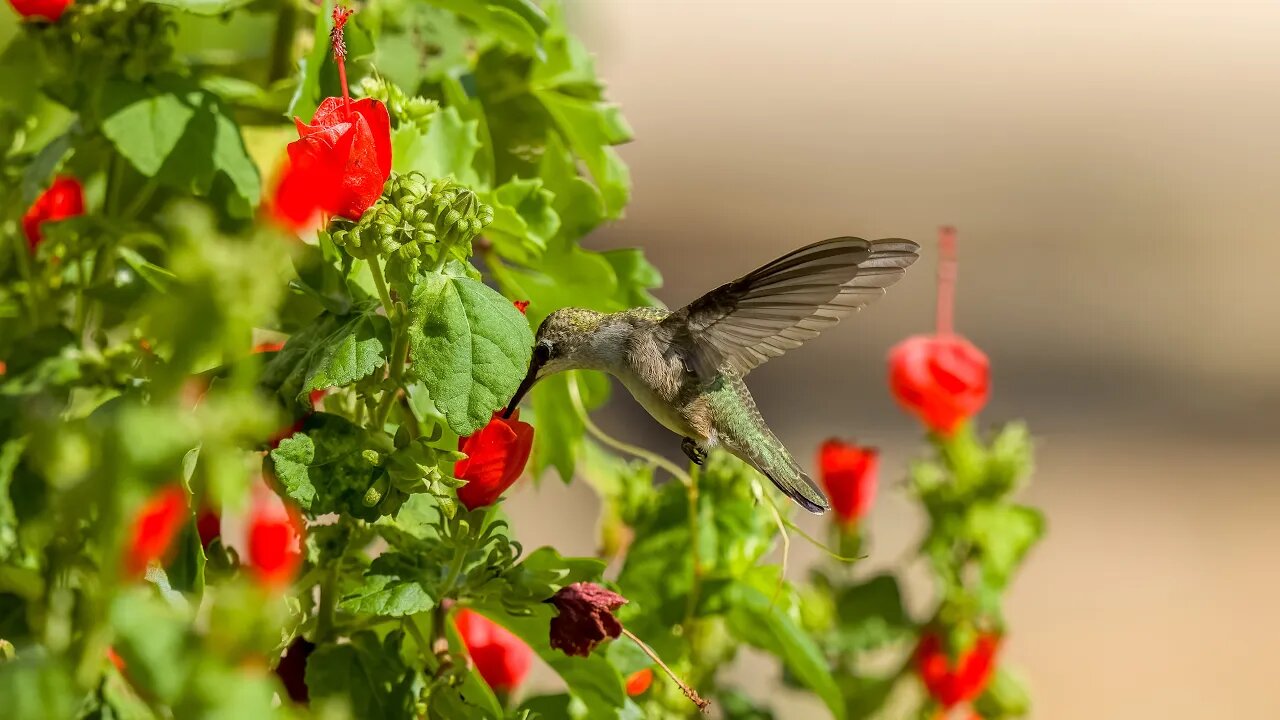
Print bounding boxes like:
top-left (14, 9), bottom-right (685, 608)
top-left (502, 237), bottom-right (920, 514)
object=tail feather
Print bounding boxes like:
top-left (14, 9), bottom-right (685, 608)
top-left (760, 465), bottom-right (829, 515)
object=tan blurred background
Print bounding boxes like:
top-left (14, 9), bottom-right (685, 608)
top-left (503, 1), bottom-right (1280, 718)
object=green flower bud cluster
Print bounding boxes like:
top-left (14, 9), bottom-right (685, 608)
top-left (358, 76), bottom-right (438, 132)
top-left (329, 172), bottom-right (494, 270)
top-left (40, 0), bottom-right (177, 104)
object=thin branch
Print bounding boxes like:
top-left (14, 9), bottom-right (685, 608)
top-left (621, 628), bottom-right (709, 713)
top-left (566, 374), bottom-right (690, 487)
top-left (762, 491), bottom-right (863, 563)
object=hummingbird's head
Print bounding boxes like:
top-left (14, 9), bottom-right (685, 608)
top-left (502, 308), bottom-right (610, 418)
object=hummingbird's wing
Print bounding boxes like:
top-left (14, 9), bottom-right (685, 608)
top-left (663, 237), bottom-right (919, 381)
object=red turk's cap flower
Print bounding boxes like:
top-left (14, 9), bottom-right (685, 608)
top-left (455, 608), bottom-right (532, 694)
top-left (888, 227), bottom-right (990, 436)
top-left (246, 491), bottom-right (304, 590)
top-left (914, 630), bottom-right (1000, 708)
top-left (22, 176), bottom-right (84, 252)
top-left (8, 0), bottom-right (73, 22)
top-left (455, 411), bottom-right (534, 510)
top-left (818, 439), bottom-right (878, 527)
top-left (625, 668), bottom-right (654, 696)
top-left (513, 300), bottom-right (530, 314)
top-left (123, 484), bottom-right (188, 578)
top-left (196, 507), bottom-right (221, 548)
top-left (106, 647), bottom-right (126, 672)
top-left (547, 582), bottom-right (628, 657)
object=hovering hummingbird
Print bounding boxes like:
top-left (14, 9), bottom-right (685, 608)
top-left (502, 237), bottom-right (920, 514)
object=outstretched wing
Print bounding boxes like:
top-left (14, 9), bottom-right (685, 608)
top-left (662, 237), bottom-right (919, 380)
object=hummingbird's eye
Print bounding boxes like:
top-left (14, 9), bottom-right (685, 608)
top-left (533, 342), bottom-right (553, 364)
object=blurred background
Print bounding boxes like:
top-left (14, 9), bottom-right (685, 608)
top-left (503, 2), bottom-right (1280, 718)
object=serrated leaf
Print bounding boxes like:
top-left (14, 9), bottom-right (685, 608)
top-left (426, 0), bottom-right (548, 54)
top-left (966, 503), bottom-right (1045, 592)
top-left (484, 177), bottom-right (559, 264)
top-left (391, 106), bottom-right (484, 187)
top-left (306, 632), bottom-right (416, 718)
top-left (302, 313), bottom-right (391, 393)
top-left (407, 274), bottom-right (533, 436)
top-left (338, 573), bottom-right (436, 618)
top-left (268, 414), bottom-right (394, 519)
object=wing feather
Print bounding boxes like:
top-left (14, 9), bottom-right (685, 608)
top-left (663, 237), bottom-right (920, 380)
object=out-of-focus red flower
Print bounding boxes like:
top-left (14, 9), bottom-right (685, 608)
top-left (246, 491), bottom-right (303, 590)
top-left (513, 300), bottom-right (530, 314)
top-left (106, 646), bottom-right (126, 672)
top-left (274, 636), bottom-right (316, 703)
top-left (8, 0), bottom-right (72, 22)
top-left (625, 668), bottom-right (653, 696)
top-left (22, 176), bottom-right (84, 252)
top-left (455, 411), bottom-right (534, 510)
top-left (548, 582), bottom-right (627, 657)
top-left (253, 340), bottom-right (286, 353)
top-left (914, 630), bottom-right (999, 708)
top-left (888, 227), bottom-right (989, 436)
top-left (123, 484), bottom-right (188, 577)
top-left (455, 608), bottom-right (532, 694)
top-left (196, 507), bottom-right (221, 548)
top-left (818, 439), bottom-right (878, 527)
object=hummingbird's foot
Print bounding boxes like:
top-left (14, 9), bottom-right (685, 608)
top-left (681, 437), bottom-right (708, 466)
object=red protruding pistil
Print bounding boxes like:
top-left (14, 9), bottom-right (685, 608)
top-left (331, 6), bottom-right (355, 118)
top-left (936, 226), bottom-right (957, 336)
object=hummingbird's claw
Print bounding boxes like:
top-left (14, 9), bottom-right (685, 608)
top-left (681, 437), bottom-right (707, 466)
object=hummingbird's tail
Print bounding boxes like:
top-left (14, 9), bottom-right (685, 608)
top-left (724, 433), bottom-right (830, 515)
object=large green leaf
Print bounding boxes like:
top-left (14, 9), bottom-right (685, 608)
top-left (268, 414), bottom-right (392, 520)
top-left (391, 106), bottom-right (484, 187)
top-left (407, 274), bottom-right (532, 436)
top-left (484, 177), bottom-right (559, 264)
top-left (832, 574), bottom-right (913, 652)
top-left (425, 0), bottom-right (549, 54)
top-left (306, 631), bottom-right (416, 718)
top-left (0, 655), bottom-right (76, 720)
top-left (966, 503), bottom-right (1045, 593)
top-left (726, 581), bottom-right (846, 720)
top-left (338, 552), bottom-right (439, 617)
top-left (260, 307), bottom-right (390, 405)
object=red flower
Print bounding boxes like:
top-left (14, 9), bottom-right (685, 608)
top-left (196, 507), bottom-right (221, 548)
top-left (513, 300), bottom-right (530, 314)
top-left (22, 176), bottom-right (84, 252)
top-left (888, 227), bottom-right (989, 436)
top-left (548, 582), bottom-right (627, 657)
top-left (625, 668), bottom-right (653, 696)
top-left (914, 631), bottom-right (1000, 708)
top-left (817, 439), bottom-right (878, 527)
top-left (123, 485), bottom-right (188, 577)
top-left (274, 637), bottom-right (316, 703)
top-left (246, 492), bottom-right (304, 590)
top-left (455, 411), bottom-right (534, 510)
top-left (455, 608), bottom-right (532, 694)
top-left (8, 0), bottom-right (72, 22)
top-left (253, 340), bottom-right (286, 353)
top-left (106, 647), bottom-right (126, 672)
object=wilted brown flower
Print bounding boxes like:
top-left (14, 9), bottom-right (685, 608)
top-left (547, 582), bottom-right (628, 657)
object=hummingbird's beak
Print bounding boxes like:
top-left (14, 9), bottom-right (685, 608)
top-left (502, 352), bottom-right (542, 419)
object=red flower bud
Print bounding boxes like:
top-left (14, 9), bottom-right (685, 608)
top-left (272, 97), bottom-right (391, 230)
top-left (817, 439), bottom-right (878, 527)
top-left (914, 630), bottom-right (1000, 708)
top-left (22, 176), bottom-right (84, 252)
top-left (548, 582), bottom-right (627, 658)
top-left (513, 300), bottom-right (530, 314)
top-left (625, 667), bottom-right (653, 696)
top-left (123, 484), bottom-right (188, 578)
top-left (887, 227), bottom-right (989, 436)
top-left (455, 411), bottom-right (534, 510)
top-left (246, 491), bottom-right (304, 590)
top-left (7, 0), bottom-right (72, 22)
top-left (455, 609), bottom-right (532, 694)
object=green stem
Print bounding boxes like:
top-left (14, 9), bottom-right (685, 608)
top-left (316, 565), bottom-right (337, 641)
top-left (368, 259), bottom-right (395, 320)
top-left (372, 312), bottom-right (410, 429)
top-left (267, 0), bottom-right (298, 83)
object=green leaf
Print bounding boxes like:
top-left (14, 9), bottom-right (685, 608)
top-left (268, 414), bottom-right (394, 519)
top-left (165, 520), bottom-right (207, 596)
top-left (973, 666), bottom-right (1032, 719)
top-left (100, 82), bottom-right (195, 176)
top-left (339, 553), bottom-right (439, 617)
top-left (966, 503), bottom-right (1045, 593)
top-left (391, 106), bottom-right (484, 187)
top-left (407, 274), bottom-right (533, 436)
top-left (833, 574), bottom-right (913, 652)
top-left (143, 0), bottom-right (253, 15)
top-left (726, 582), bottom-right (847, 720)
top-left (484, 177), bottom-right (560, 264)
top-left (0, 654), bottom-right (76, 720)
top-left (306, 631), bottom-right (416, 718)
top-left (426, 0), bottom-right (549, 54)
top-left (261, 308), bottom-right (390, 404)
top-left (601, 249), bottom-right (663, 309)
top-left (110, 591), bottom-right (195, 704)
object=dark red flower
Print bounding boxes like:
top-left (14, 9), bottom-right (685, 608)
top-left (888, 227), bottom-right (989, 436)
top-left (625, 668), bottom-right (653, 696)
top-left (548, 582), bottom-right (627, 657)
top-left (22, 176), bottom-right (84, 252)
top-left (817, 439), bottom-right (878, 527)
top-left (513, 300), bottom-right (530, 314)
top-left (914, 630), bottom-right (1000, 708)
top-left (274, 636), bottom-right (316, 703)
top-left (455, 411), bottom-right (534, 510)
top-left (196, 507), bottom-right (221, 548)
top-left (455, 608), bottom-right (532, 694)
top-left (246, 492), bottom-right (304, 590)
top-left (8, 0), bottom-right (72, 22)
top-left (123, 484), bottom-right (188, 577)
